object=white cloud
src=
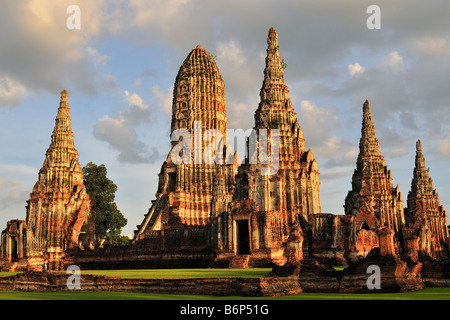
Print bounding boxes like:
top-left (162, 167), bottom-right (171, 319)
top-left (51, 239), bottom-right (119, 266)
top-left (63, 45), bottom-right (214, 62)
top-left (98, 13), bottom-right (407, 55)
top-left (0, 177), bottom-right (29, 211)
top-left (0, 76), bottom-right (26, 106)
top-left (299, 100), bottom-right (339, 145)
top-left (134, 70), bottom-right (156, 88)
top-left (411, 37), bottom-right (450, 56)
top-left (125, 90), bottom-right (148, 110)
top-left (0, 163), bottom-right (37, 214)
top-left (0, 0), bottom-right (121, 99)
top-left (93, 90), bottom-right (160, 163)
top-left (388, 148), bottom-right (409, 157)
top-left (228, 102), bottom-right (253, 129)
top-left (216, 40), bottom-right (247, 66)
top-left (0, 164), bottom-right (36, 176)
top-left (150, 85), bottom-right (173, 117)
top-left (320, 166), bottom-right (354, 181)
top-left (129, 0), bottom-right (191, 27)
top-left (379, 51), bottom-right (405, 73)
top-left (101, 74), bottom-right (120, 92)
top-left (85, 47), bottom-right (109, 67)
top-left (348, 62), bottom-right (365, 77)
top-left (213, 39), bottom-right (261, 130)
top-left (435, 139), bottom-right (450, 155)
top-left (378, 125), bottom-right (413, 159)
top-left (299, 100), bottom-right (355, 169)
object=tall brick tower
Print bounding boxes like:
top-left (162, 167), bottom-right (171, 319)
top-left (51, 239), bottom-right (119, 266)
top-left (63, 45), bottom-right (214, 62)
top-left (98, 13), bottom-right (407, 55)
top-left (170, 45), bottom-right (227, 138)
top-left (344, 100), bottom-right (405, 237)
top-left (235, 27), bottom-right (321, 221)
top-left (134, 45), bottom-right (236, 238)
top-left (212, 28), bottom-right (322, 266)
top-left (25, 90), bottom-right (95, 269)
top-left (405, 139), bottom-right (449, 258)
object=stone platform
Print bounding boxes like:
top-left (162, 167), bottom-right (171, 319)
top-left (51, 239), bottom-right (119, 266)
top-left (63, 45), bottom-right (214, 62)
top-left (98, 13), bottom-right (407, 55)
top-left (0, 271), bottom-right (301, 297)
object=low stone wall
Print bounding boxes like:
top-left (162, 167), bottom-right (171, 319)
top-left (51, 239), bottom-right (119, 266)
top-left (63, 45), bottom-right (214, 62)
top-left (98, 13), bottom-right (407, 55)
top-left (4, 251), bottom-right (447, 296)
top-left (300, 255), bottom-right (424, 293)
top-left (63, 247), bottom-right (216, 270)
top-left (0, 272), bottom-right (301, 297)
top-left (420, 259), bottom-right (450, 287)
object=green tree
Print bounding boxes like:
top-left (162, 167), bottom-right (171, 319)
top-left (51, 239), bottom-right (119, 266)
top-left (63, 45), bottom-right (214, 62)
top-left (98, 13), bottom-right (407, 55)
top-left (82, 162), bottom-right (128, 245)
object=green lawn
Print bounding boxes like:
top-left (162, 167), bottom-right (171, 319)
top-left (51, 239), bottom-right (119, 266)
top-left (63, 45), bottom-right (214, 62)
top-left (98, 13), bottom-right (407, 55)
top-left (0, 287), bottom-right (449, 300)
top-left (1, 268), bottom-right (450, 300)
top-left (0, 268), bottom-right (271, 279)
top-left (77, 268), bottom-right (272, 279)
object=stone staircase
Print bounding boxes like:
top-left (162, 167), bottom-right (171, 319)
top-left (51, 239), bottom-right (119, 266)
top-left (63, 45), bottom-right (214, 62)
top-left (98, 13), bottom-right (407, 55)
top-left (229, 255), bottom-right (250, 268)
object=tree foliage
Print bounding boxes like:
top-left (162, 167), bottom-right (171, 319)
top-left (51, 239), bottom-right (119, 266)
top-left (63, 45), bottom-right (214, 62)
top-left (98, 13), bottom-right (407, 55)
top-left (82, 162), bottom-right (128, 245)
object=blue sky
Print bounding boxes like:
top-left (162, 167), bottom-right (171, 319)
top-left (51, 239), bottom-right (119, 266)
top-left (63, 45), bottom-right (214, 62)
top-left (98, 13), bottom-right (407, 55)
top-left (1, 0), bottom-right (450, 237)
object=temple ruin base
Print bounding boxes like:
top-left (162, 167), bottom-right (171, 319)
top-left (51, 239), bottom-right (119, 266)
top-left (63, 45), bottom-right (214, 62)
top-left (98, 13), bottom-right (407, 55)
top-left (0, 271), bottom-right (301, 297)
top-left (4, 253), bottom-right (450, 295)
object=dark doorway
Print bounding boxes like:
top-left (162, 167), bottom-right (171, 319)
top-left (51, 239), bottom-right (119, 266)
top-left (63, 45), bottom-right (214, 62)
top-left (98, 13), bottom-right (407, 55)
top-left (10, 237), bottom-right (18, 262)
top-left (168, 173), bottom-right (176, 191)
top-left (361, 221), bottom-right (371, 231)
top-left (236, 220), bottom-right (250, 254)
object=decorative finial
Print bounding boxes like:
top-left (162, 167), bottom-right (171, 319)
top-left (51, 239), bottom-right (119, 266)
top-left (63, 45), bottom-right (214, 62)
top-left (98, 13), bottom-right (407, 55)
top-left (192, 45), bottom-right (208, 57)
top-left (416, 139), bottom-right (422, 152)
top-left (362, 99), bottom-right (371, 116)
top-left (61, 89), bottom-right (68, 101)
top-left (362, 99), bottom-right (372, 116)
top-left (268, 27), bottom-right (278, 45)
top-left (59, 90), bottom-right (69, 108)
top-left (268, 27), bottom-right (277, 38)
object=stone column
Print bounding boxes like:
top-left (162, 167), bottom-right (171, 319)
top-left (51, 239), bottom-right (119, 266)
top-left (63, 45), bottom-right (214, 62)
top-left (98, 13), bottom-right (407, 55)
top-left (377, 227), bottom-right (396, 256)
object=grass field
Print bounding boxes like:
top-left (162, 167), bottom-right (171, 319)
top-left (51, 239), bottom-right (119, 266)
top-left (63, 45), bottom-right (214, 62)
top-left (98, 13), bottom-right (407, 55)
top-left (0, 268), bottom-right (272, 279)
top-left (0, 287), bottom-right (450, 300)
top-left (2, 267), bottom-right (354, 278)
top-left (0, 268), bottom-right (449, 300)
top-left (76, 268), bottom-right (272, 279)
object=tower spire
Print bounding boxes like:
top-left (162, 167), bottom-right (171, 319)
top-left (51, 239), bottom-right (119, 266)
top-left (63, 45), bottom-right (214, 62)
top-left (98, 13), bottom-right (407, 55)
top-left (25, 90), bottom-right (95, 268)
top-left (266, 27), bottom-right (281, 69)
top-left (345, 99), bottom-right (405, 235)
top-left (415, 139), bottom-right (426, 170)
top-left (410, 139), bottom-right (432, 197)
top-left (59, 89), bottom-right (69, 108)
top-left (250, 27), bottom-right (321, 215)
top-left (50, 90), bottom-right (74, 148)
top-left (258, 27), bottom-right (288, 106)
top-left (406, 139), bottom-right (449, 257)
top-left (359, 99), bottom-right (381, 157)
top-left (134, 43), bottom-right (233, 237)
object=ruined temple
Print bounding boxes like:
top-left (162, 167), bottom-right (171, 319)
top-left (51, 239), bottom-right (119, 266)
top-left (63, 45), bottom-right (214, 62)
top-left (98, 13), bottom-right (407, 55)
top-left (306, 100), bottom-right (407, 265)
top-left (210, 27), bottom-right (321, 267)
top-left (1, 28), bottom-right (448, 277)
top-left (133, 44), bottom-right (238, 241)
top-left (344, 100), bottom-right (405, 258)
top-left (404, 140), bottom-right (449, 259)
top-left (132, 28), bottom-right (321, 267)
top-left (0, 90), bottom-right (96, 270)
top-left (345, 100), bottom-right (405, 231)
top-left (130, 28), bottom-right (449, 269)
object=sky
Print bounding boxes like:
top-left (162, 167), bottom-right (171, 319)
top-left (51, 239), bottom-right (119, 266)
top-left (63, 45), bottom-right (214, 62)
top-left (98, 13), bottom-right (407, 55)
top-left (1, 0), bottom-right (450, 237)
